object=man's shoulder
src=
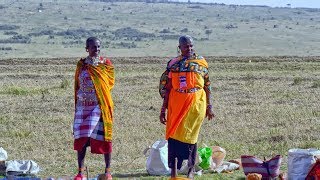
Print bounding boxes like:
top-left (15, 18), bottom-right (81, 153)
top-left (76, 58), bottom-right (85, 65)
top-left (100, 56), bottom-right (112, 66)
top-left (167, 56), bottom-right (180, 68)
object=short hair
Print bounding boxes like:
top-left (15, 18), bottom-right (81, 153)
top-left (86, 37), bottom-right (100, 48)
top-left (179, 35), bottom-right (193, 45)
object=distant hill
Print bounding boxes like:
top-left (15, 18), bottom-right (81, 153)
top-left (89, 0), bottom-right (271, 8)
top-left (0, 0), bottom-right (319, 58)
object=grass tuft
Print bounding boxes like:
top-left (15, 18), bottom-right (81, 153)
top-left (311, 80), bottom-right (320, 88)
top-left (4, 86), bottom-right (30, 95)
top-left (13, 130), bottom-right (32, 138)
top-left (60, 79), bottom-right (70, 89)
top-left (300, 141), bottom-right (320, 149)
top-left (312, 110), bottom-right (320, 117)
top-left (292, 77), bottom-right (303, 85)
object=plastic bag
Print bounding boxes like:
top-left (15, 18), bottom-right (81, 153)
top-left (288, 148), bottom-right (320, 180)
top-left (198, 147), bottom-right (212, 170)
top-left (211, 161), bottom-right (239, 173)
top-left (6, 160), bottom-right (40, 175)
top-left (144, 140), bottom-right (171, 175)
top-left (211, 146), bottom-right (226, 169)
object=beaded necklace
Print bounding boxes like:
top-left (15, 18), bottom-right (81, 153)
top-left (85, 56), bottom-right (101, 66)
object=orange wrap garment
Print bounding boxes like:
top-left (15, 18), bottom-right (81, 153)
top-left (166, 57), bottom-right (208, 144)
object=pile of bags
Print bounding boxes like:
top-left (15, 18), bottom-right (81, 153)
top-left (197, 146), bottom-right (239, 173)
top-left (288, 148), bottom-right (320, 180)
top-left (144, 140), bottom-right (320, 180)
top-left (144, 140), bottom-right (239, 176)
top-left (241, 148), bottom-right (320, 180)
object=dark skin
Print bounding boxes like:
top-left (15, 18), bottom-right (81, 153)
top-left (159, 40), bottom-right (215, 179)
top-left (86, 40), bottom-right (101, 58)
top-left (76, 39), bottom-right (111, 177)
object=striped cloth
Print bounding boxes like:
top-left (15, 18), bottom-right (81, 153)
top-left (73, 69), bottom-right (104, 141)
top-left (241, 155), bottom-right (282, 179)
top-left (74, 56), bottom-right (115, 141)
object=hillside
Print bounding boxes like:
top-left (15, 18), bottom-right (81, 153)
top-left (0, 0), bottom-right (320, 58)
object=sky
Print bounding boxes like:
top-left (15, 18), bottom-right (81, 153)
top-left (184, 0), bottom-right (320, 8)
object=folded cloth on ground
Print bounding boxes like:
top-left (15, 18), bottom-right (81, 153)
top-left (6, 160), bottom-right (40, 175)
top-left (208, 161), bottom-right (240, 173)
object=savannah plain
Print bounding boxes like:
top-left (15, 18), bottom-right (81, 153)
top-left (0, 0), bottom-right (320, 179)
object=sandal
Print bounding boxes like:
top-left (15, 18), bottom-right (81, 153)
top-left (74, 167), bottom-right (87, 180)
top-left (105, 168), bottom-right (112, 180)
top-left (105, 173), bottom-right (112, 180)
top-left (74, 173), bottom-right (87, 180)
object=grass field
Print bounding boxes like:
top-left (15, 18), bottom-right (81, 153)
top-left (0, 56), bottom-right (319, 179)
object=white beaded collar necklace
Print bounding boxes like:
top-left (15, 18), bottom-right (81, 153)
top-left (85, 56), bottom-right (101, 66)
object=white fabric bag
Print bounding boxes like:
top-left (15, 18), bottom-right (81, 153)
top-left (144, 140), bottom-right (171, 175)
top-left (288, 148), bottom-right (320, 180)
top-left (6, 160), bottom-right (40, 175)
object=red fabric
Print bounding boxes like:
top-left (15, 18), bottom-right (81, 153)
top-left (306, 159), bottom-right (320, 180)
top-left (74, 137), bottom-right (112, 154)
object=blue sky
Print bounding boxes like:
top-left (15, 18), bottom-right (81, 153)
top-left (184, 0), bottom-right (320, 8)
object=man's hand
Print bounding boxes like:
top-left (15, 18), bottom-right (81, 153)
top-left (160, 111), bottom-right (167, 125)
top-left (206, 108), bottom-right (215, 120)
top-left (160, 106), bottom-right (167, 124)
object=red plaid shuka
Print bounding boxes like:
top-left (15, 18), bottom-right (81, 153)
top-left (73, 68), bottom-right (105, 141)
top-left (73, 56), bottom-right (115, 154)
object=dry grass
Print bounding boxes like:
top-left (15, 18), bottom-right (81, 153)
top-left (0, 56), bottom-right (319, 179)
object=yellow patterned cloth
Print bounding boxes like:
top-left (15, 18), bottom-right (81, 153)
top-left (74, 57), bottom-right (115, 141)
